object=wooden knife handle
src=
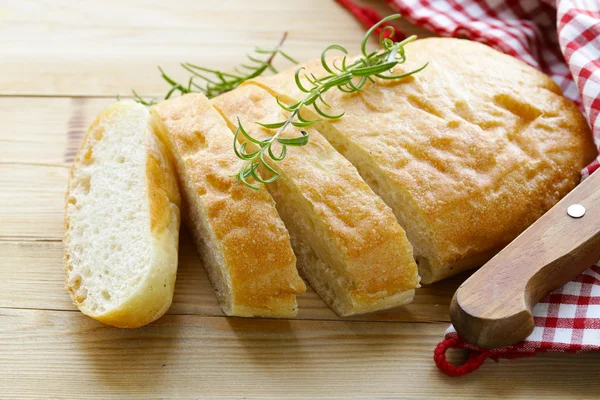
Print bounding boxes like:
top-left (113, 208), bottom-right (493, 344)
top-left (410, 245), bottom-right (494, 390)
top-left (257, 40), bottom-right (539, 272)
top-left (450, 170), bottom-right (600, 348)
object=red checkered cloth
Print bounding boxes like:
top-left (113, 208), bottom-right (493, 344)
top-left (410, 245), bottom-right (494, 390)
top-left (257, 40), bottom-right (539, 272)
top-left (337, 0), bottom-right (600, 376)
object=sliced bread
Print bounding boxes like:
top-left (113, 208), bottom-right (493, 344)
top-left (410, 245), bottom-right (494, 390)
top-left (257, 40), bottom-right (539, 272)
top-left (151, 93), bottom-right (306, 318)
top-left (213, 85), bottom-right (420, 317)
top-left (64, 101), bottom-right (181, 328)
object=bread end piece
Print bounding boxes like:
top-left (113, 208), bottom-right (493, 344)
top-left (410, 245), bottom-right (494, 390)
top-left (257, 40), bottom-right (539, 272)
top-left (64, 101), bottom-right (181, 328)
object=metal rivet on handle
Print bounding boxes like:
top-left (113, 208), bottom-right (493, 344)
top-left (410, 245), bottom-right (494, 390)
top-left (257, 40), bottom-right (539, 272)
top-left (567, 204), bottom-right (586, 218)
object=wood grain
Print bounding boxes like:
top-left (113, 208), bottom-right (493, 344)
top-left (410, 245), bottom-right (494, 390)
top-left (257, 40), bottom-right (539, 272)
top-left (0, 97), bottom-right (107, 165)
top-left (1, 308), bottom-right (600, 400)
top-left (0, 234), bottom-right (461, 323)
top-left (0, 0), bottom-right (432, 97)
top-left (0, 163), bottom-right (68, 240)
top-left (0, 0), bottom-right (596, 398)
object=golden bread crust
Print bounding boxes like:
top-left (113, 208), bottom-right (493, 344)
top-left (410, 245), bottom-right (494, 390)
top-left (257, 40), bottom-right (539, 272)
top-left (251, 38), bottom-right (597, 283)
top-left (151, 94), bottom-right (305, 317)
top-left (213, 85), bottom-right (419, 314)
top-left (146, 129), bottom-right (181, 234)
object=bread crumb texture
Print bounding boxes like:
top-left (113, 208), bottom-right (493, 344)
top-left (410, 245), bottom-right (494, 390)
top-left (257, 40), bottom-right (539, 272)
top-left (64, 101), bottom-right (181, 327)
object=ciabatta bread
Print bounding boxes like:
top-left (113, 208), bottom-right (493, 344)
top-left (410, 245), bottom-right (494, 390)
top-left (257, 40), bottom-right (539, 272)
top-left (64, 101), bottom-right (181, 328)
top-left (151, 93), bottom-right (306, 318)
top-left (251, 38), bottom-right (597, 283)
top-left (213, 85), bottom-right (420, 316)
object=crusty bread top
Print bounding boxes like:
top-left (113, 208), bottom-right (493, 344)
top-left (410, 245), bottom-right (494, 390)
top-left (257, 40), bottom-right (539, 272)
top-left (151, 94), bottom-right (306, 310)
top-left (213, 85), bottom-right (419, 304)
top-left (251, 38), bottom-right (597, 276)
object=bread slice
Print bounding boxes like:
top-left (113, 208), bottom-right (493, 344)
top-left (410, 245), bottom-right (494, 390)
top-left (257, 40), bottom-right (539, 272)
top-left (250, 38), bottom-right (598, 283)
top-left (64, 101), bottom-right (181, 328)
top-left (151, 93), bottom-right (306, 318)
top-left (213, 85), bottom-right (420, 317)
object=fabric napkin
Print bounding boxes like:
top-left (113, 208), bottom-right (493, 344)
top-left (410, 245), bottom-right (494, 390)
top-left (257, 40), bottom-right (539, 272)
top-left (337, 0), bottom-right (600, 375)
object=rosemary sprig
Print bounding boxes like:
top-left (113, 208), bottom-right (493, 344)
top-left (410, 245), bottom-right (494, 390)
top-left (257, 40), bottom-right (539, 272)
top-left (184, 32), bottom-right (297, 99)
top-left (130, 32), bottom-right (297, 105)
top-left (233, 14), bottom-right (428, 189)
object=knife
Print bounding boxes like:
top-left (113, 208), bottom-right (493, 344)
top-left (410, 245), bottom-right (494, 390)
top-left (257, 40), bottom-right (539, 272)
top-left (450, 170), bottom-right (600, 348)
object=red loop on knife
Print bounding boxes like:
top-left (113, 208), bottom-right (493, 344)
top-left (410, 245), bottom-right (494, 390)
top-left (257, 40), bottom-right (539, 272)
top-left (434, 338), bottom-right (489, 377)
top-left (434, 337), bottom-right (536, 376)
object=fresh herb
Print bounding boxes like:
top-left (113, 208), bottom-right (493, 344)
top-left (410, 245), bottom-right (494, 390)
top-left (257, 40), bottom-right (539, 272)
top-left (130, 32), bottom-right (297, 106)
top-left (233, 14), bottom-right (427, 189)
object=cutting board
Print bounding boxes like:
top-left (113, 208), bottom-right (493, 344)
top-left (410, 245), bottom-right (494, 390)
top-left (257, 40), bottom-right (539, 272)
top-left (2, 1), bottom-right (600, 398)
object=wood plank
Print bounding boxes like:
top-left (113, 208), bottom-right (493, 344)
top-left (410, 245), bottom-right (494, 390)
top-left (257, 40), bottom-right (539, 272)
top-left (0, 97), bottom-right (174, 166)
top-left (1, 308), bottom-right (599, 399)
top-left (0, 97), bottom-right (109, 164)
top-left (3, 0), bottom-right (596, 396)
top-left (0, 163), bottom-right (68, 240)
top-left (0, 237), bottom-right (462, 323)
top-left (0, 0), bottom-right (432, 96)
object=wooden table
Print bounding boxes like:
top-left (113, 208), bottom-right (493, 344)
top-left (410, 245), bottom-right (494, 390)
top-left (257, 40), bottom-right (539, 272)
top-left (2, 1), bottom-right (600, 398)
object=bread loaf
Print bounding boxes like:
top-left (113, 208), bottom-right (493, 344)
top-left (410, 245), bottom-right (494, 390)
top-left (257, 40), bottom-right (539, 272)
top-left (151, 93), bottom-right (306, 318)
top-left (251, 38), bottom-right (598, 283)
top-left (213, 85), bottom-right (420, 316)
top-left (64, 101), bottom-right (181, 328)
